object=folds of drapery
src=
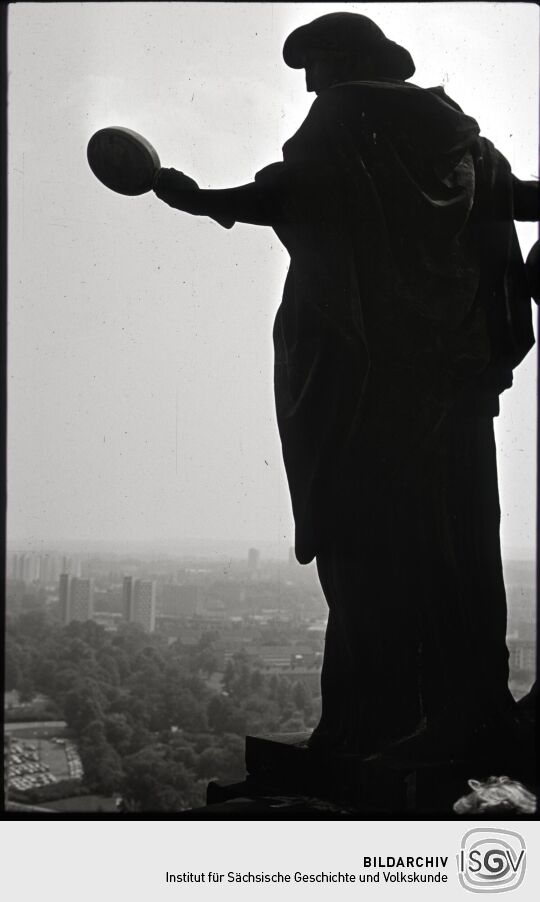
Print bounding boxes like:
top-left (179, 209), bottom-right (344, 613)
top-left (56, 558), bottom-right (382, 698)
top-left (254, 81), bottom-right (534, 563)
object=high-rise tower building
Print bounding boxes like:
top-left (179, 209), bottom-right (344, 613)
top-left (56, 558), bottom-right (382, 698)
top-left (122, 575), bottom-right (133, 621)
top-left (59, 574), bottom-right (94, 624)
top-left (59, 573), bottom-right (70, 624)
top-left (70, 578), bottom-right (94, 622)
top-left (123, 576), bottom-right (156, 632)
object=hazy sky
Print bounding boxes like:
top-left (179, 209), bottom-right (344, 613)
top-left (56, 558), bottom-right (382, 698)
top-left (7, 2), bottom-right (538, 555)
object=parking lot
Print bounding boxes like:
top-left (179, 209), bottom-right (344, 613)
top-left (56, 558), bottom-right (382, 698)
top-left (7, 736), bottom-right (83, 792)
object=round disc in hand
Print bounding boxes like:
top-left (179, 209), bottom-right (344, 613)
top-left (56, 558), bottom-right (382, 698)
top-left (87, 126), bottom-right (161, 196)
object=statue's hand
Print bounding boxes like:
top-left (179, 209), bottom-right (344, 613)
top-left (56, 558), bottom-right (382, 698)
top-left (153, 167), bottom-right (234, 229)
top-left (153, 167), bottom-right (199, 207)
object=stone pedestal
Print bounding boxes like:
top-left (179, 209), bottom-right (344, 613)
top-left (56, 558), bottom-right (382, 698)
top-left (244, 732), bottom-right (412, 811)
top-left (243, 732), bottom-right (475, 813)
top-left (197, 724), bottom-right (536, 816)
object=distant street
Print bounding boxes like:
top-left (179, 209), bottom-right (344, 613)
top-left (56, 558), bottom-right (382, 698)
top-left (4, 721), bottom-right (67, 732)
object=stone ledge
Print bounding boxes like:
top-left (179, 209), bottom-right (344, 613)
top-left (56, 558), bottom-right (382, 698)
top-left (194, 728), bottom-right (538, 816)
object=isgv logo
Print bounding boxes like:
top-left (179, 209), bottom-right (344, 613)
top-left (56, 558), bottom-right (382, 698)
top-left (458, 829), bottom-right (526, 893)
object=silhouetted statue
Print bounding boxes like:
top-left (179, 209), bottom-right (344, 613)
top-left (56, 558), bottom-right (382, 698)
top-left (154, 14), bottom-right (539, 759)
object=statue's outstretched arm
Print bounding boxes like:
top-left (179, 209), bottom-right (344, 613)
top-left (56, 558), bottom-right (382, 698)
top-left (153, 167), bottom-right (284, 229)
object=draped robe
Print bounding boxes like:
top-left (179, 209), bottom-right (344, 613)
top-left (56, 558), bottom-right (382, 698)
top-left (252, 81), bottom-right (534, 751)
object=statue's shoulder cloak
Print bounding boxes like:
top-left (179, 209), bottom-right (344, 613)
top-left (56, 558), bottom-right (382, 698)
top-left (256, 81), bottom-right (534, 563)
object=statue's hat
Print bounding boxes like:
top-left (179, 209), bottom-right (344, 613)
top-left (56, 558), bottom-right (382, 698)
top-left (283, 13), bottom-right (415, 80)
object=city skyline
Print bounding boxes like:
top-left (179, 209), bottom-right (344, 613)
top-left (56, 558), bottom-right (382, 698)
top-left (5, 535), bottom-right (536, 562)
